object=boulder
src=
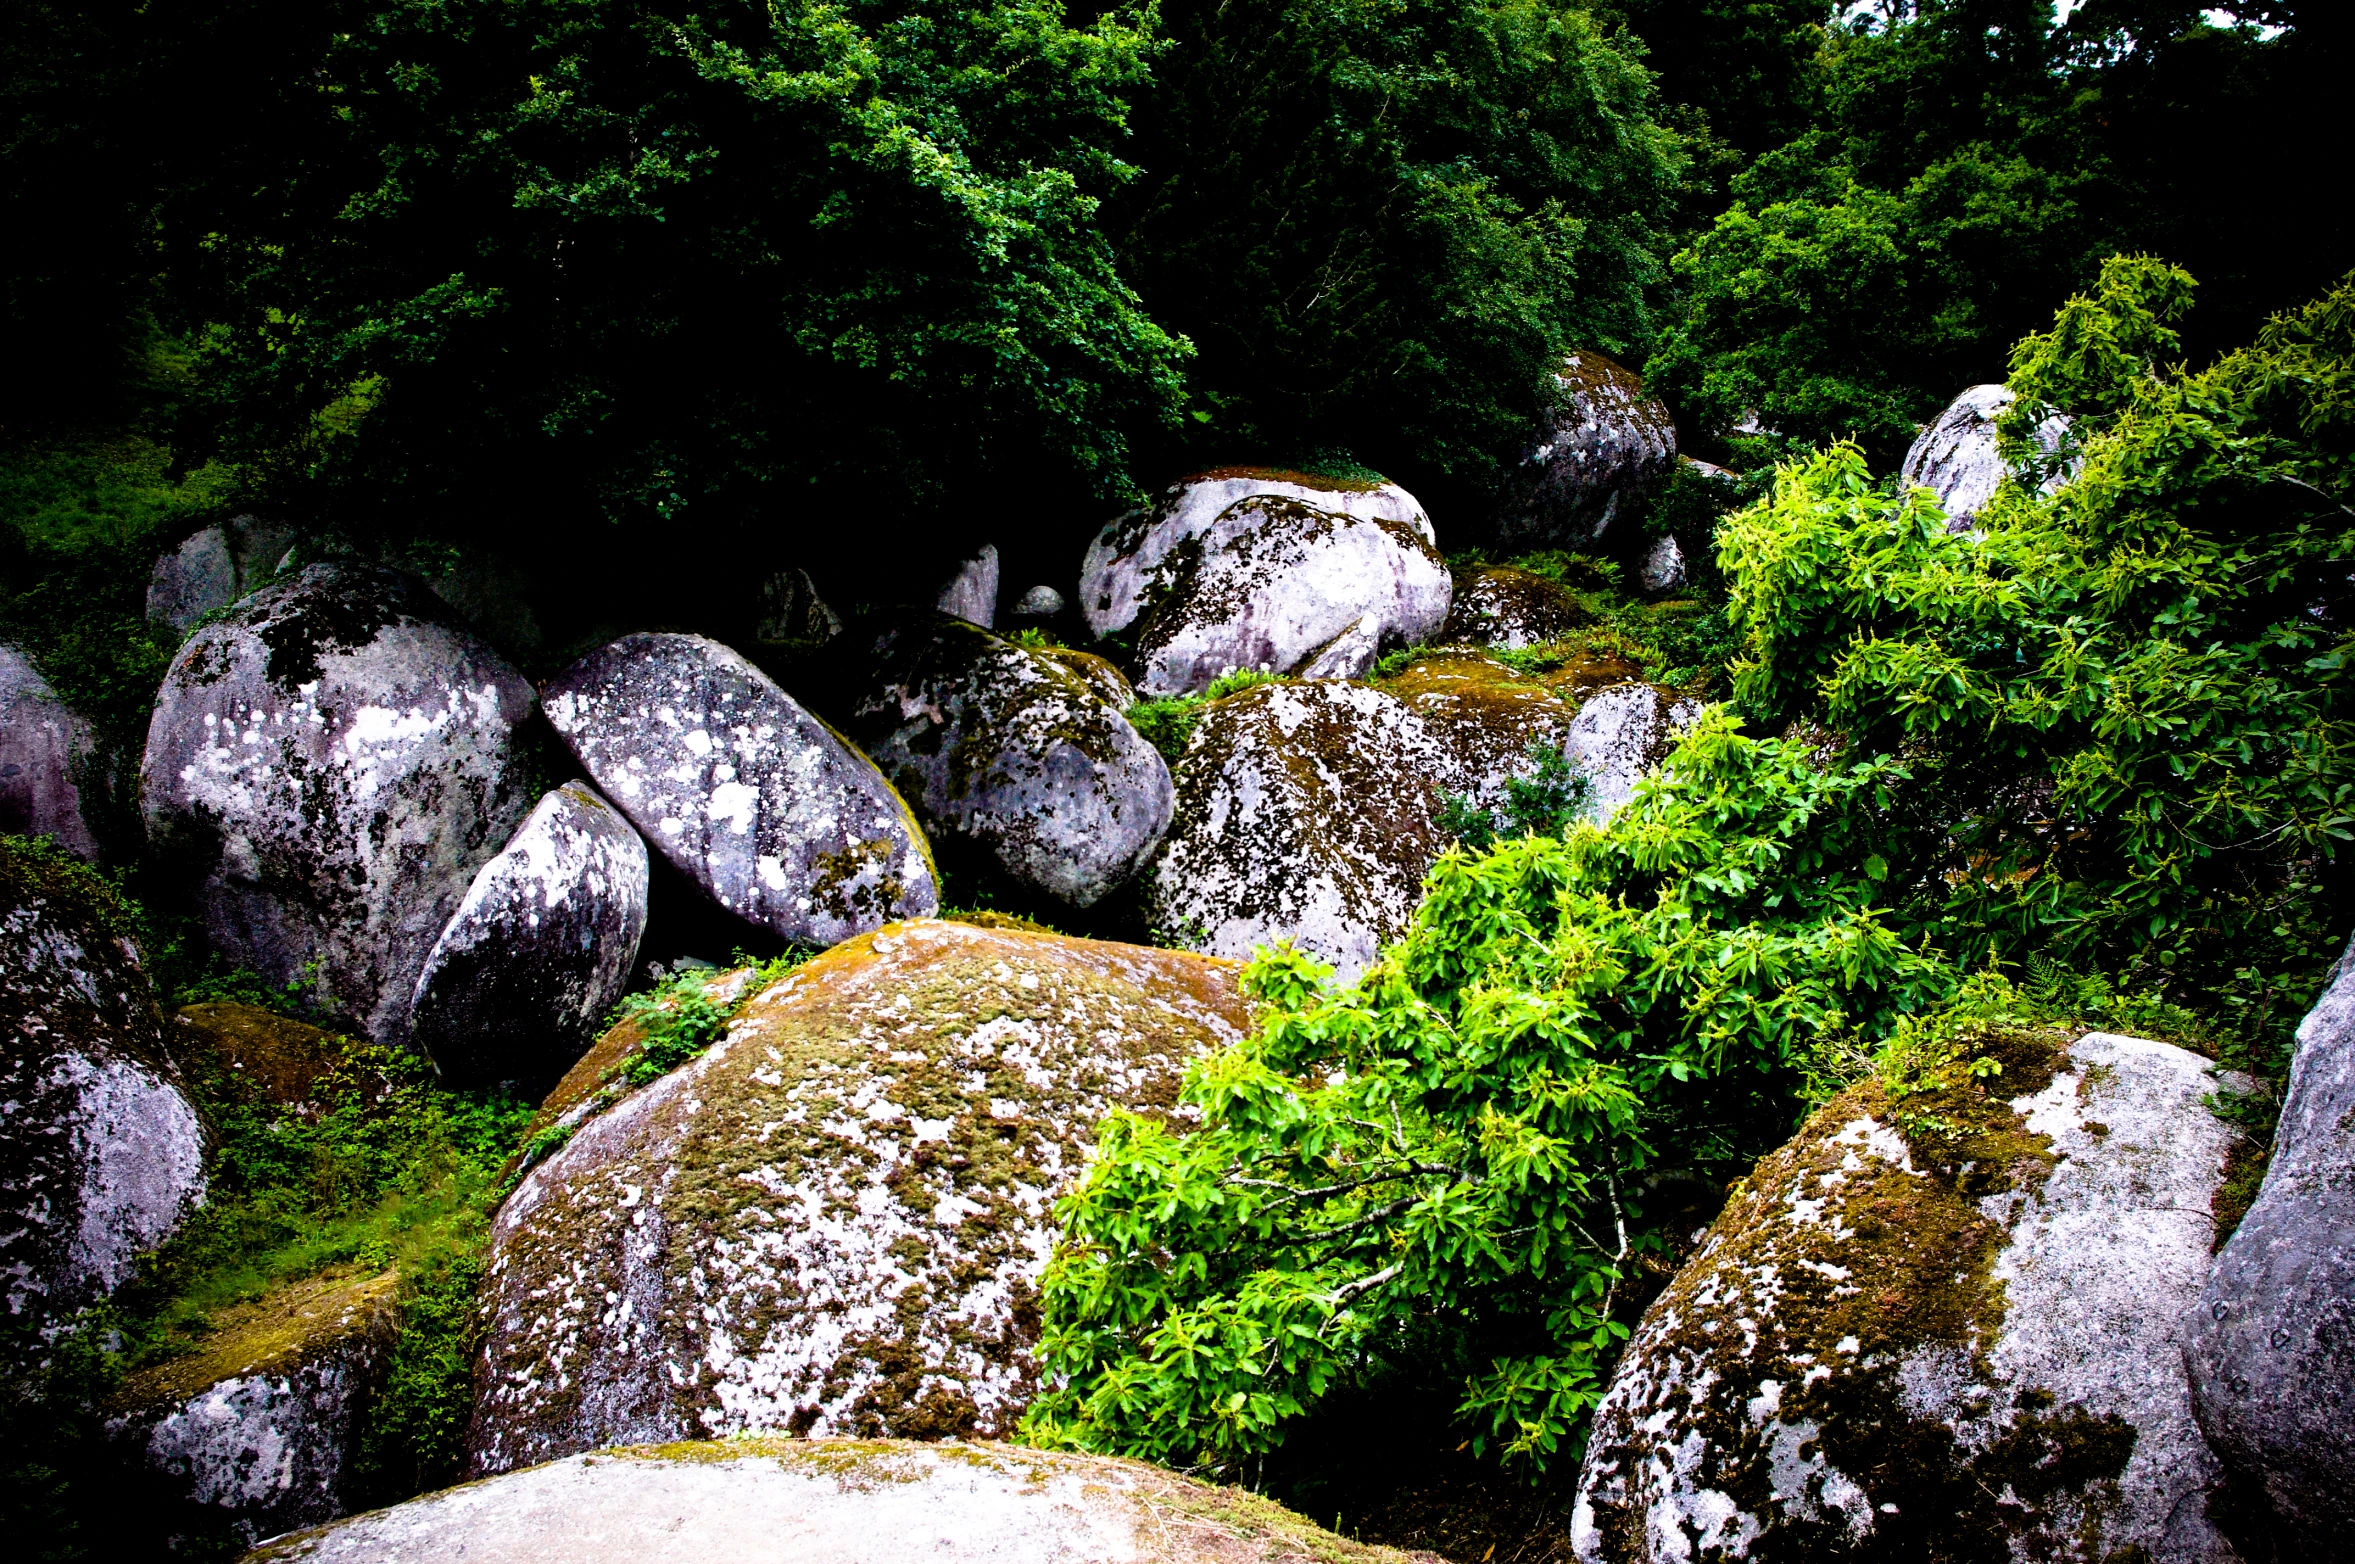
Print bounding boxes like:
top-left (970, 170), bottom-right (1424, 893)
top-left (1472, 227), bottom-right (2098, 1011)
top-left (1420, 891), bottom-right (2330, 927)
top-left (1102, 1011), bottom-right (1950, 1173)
top-left (935, 544), bottom-right (1001, 628)
top-left (407, 781), bottom-right (650, 1091)
top-left (1638, 534), bottom-right (1687, 594)
top-left (1439, 567), bottom-right (1587, 652)
top-left (247, 1437), bottom-right (1441, 1563)
top-left (1565, 682), bottom-right (1700, 825)
top-left (1573, 1028), bottom-right (2250, 1564)
top-left (1498, 352), bottom-right (1677, 548)
top-left (837, 615), bottom-right (1173, 907)
top-left (2186, 935), bottom-right (2355, 1553)
top-left (542, 633), bottom-right (937, 950)
top-left (1142, 679), bottom-right (1459, 984)
top-left (1377, 650), bottom-right (1584, 816)
top-left (756, 567), bottom-right (843, 646)
top-left (1011, 583), bottom-right (1067, 618)
top-left (168, 1000), bottom-right (344, 1110)
top-left (466, 919), bottom-right (1250, 1472)
top-left (1080, 466), bottom-right (1434, 640)
top-left (1901, 384), bottom-right (2077, 532)
top-left (1038, 647), bottom-right (1135, 710)
top-left (0, 836), bottom-right (208, 1340)
top-left (142, 563), bottom-right (537, 1046)
top-left (1115, 494), bottom-right (1452, 697)
top-left (109, 1268), bottom-right (399, 1553)
top-left (0, 642), bottom-right (102, 859)
top-left (146, 515), bottom-right (300, 635)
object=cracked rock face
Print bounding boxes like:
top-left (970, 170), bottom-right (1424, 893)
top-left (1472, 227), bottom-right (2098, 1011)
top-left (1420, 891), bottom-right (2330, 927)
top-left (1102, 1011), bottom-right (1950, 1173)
top-left (543, 632), bottom-right (937, 950)
top-left (1143, 679), bottom-right (1460, 984)
top-left (464, 919), bottom-right (1249, 1475)
top-left (1498, 352), bottom-right (1677, 548)
top-left (0, 838), bottom-right (207, 1342)
top-left (141, 562), bottom-right (537, 1046)
top-left (1573, 1029), bottom-right (2248, 1564)
top-left (408, 781), bottom-right (650, 1092)
top-left (838, 614), bottom-right (1172, 908)
top-left (1899, 385), bottom-right (2078, 532)
top-left (2187, 934), bottom-right (2355, 1551)
top-left (0, 642), bottom-right (102, 860)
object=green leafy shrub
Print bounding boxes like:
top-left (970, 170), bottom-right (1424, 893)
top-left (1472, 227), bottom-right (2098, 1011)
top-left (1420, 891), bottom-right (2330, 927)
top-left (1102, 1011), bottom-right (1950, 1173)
top-left (1435, 744), bottom-right (1594, 850)
top-left (606, 973), bottom-right (732, 1087)
top-left (1124, 696), bottom-right (1204, 763)
top-left (1205, 668), bottom-right (1282, 701)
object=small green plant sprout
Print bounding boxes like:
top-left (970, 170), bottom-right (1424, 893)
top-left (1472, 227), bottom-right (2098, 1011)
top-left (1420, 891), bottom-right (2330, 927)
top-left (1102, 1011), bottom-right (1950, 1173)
top-left (604, 970), bottom-right (733, 1088)
top-left (1371, 647), bottom-right (1416, 680)
top-left (1205, 667), bottom-right (1281, 701)
top-left (1124, 695), bottom-right (1205, 763)
top-left (1011, 626), bottom-right (1060, 651)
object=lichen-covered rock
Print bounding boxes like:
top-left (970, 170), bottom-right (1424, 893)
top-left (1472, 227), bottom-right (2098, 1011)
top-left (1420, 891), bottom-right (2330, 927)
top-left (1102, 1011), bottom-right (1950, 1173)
top-left (1901, 384), bottom-right (2078, 532)
top-left (756, 566), bottom-right (844, 646)
top-left (1439, 567), bottom-right (1587, 651)
top-left (935, 544), bottom-right (1001, 628)
top-left (168, 1001), bottom-right (344, 1110)
top-left (408, 781), bottom-right (650, 1091)
top-left (1379, 650), bottom-right (1587, 816)
top-left (838, 615), bottom-right (1172, 907)
top-left (2186, 935), bottom-right (2355, 1553)
top-left (1565, 682), bottom-right (1700, 824)
top-left (1080, 466), bottom-right (1434, 640)
top-left (146, 516), bottom-right (300, 635)
top-left (543, 633), bottom-right (937, 950)
top-left (1143, 679), bottom-right (1458, 983)
top-left (1498, 352), bottom-right (1677, 547)
top-left (1116, 494), bottom-right (1452, 696)
top-left (250, 1437), bottom-right (1443, 1563)
top-left (465, 919), bottom-right (1249, 1473)
top-left (141, 562), bottom-right (538, 1046)
top-left (1, 837), bottom-right (207, 1339)
top-left (1573, 1029), bottom-right (2250, 1564)
top-left (109, 1268), bottom-right (399, 1552)
top-left (1038, 646), bottom-right (1135, 710)
top-left (1011, 584), bottom-right (1067, 618)
top-left (1, 642), bottom-right (102, 860)
top-left (1639, 534), bottom-right (1687, 594)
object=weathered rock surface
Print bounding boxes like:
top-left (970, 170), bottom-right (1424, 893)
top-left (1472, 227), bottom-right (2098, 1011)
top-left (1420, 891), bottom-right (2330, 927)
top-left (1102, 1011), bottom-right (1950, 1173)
top-left (1011, 583), bottom-right (1066, 618)
top-left (1639, 534), bottom-right (1687, 594)
top-left (141, 562), bottom-right (538, 1046)
top-left (1378, 650), bottom-right (1585, 816)
top-left (1439, 567), bottom-right (1587, 651)
top-left (838, 615), bottom-right (1172, 907)
top-left (408, 781), bottom-right (650, 1090)
top-left (1143, 679), bottom-right (1459, 983)
top-left (2187, 935), bottom-right (2355, 1553)
top-left (1565, 682), bottom-right (1699, 825)
top-left (1038, 646), bottom-right (1135, 710)
top-left (111, 1268), bottom-right (399, 1553)
top-left (1498, 352), bottom-right (1677, 547)
top-left (1901, 384), bottom-right (2078, 531)
top-left (169, 1001), bottom-right (344, 1110)
top-left (1081, 467), bottom-right (1434, 640)
top-left (0, 642), bottom-right (102, 860)
top-left (935, 544), bottom-right (1001, 627)
top-left (1, 837), bottom-right (207, 1339)
top-left (756, 566), bottom-right (845, 646)
top-left (146, 516), bottom-right (300, 635)
top-left (1574, 1028), bottom-right (2250, 1564)
top-left (1114, 494), bottom-right (1452, 696)
top-left (543, 633), bottom-right (937, 949)
top-left (466, 919), bottom-right (1249, 1473)
top-left (249, 1438), bottom-right (1441, 1563)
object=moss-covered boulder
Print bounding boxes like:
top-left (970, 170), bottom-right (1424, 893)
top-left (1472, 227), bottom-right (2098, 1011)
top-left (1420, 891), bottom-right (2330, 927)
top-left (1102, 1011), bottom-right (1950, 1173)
top-left (1899, 385), bottom-right (2077, 533)
top-left (1038, 646), bottom-right (1134, 709)
top-left (408, 780), bottom-right (650, 1092)
top-left (543, 632), bottom-right (938, 949)
top-left (837, 614), bottom-right (1172, 907)
top-left (247, 1437), bottom-right (1444, 1562)
top-left (141, 561), bottom-right (538, 1046)
top-left (1, 837), bottom-right (208, 1341)
top-left (1439, 565), bottom-right (1589, 651)
top-left (168, 1000), bottom-right (344, 1110)
top-left (107, 1267), bottom-right (399, 1553)
top-left (1142, 679), bottom-right (1458, 984)
top-left (0, 642), bottom-right (102, 861)
top-left (1080, 465), bottom-right (1433, 641)
top-left (1572, 1029), bottom-right (2250, 1563)
top-left (465, 919), bottom-right (1250, 1473)
top-left (1498, 351), bottom-right (1677, 549)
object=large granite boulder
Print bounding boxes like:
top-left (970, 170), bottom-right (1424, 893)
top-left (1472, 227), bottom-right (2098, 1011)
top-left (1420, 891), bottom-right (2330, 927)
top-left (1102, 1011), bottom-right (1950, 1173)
top-left (1439, 567), bottom-right (1587, 651)
top-left (146, 515), bottom-right (300, 635)
top-left (1498, 352), bottom-right (1677, 548)
top-left (1564, 682), bottom-right (1701, 825)
top-left (1901, 384), bottom-right (2078, 531)
top-left (1142, 679), bottom-right (1459, 984)
top-left (247, 1438), bottom-right (1441, 1563)
top-left (0, 836), bottom-right (208, 1341)
top-left (543, 633), bottom-right (937, 950)
top-left (141, 562), bottom-right (537, 1046)
top-left (109, 1268), bottom-right (399, 1554)
top-left (837, 615), bottom-right (1173, 907)
top-left (1, 642), bottom-right (102, 860)
top-left (1081, 467), bottom-right (1432, 641)
top-left (1573, 1028), bottom-right (2250, 1564)
top-left (465, 919), bottom-right (1250, 1473)
top-left (1110, 494), bottom-right (1452, 697)
top-left (1377, 649), bottom-right (1582, 819)
top-left (407, 781), bottom-right (650, 1091)
top-left (168, 1000), bottom-right (345, 1110)
top-left (935, 544), bottom-right (1001, 628)
top-left (2186, 936), bottom-right (2355, 1554)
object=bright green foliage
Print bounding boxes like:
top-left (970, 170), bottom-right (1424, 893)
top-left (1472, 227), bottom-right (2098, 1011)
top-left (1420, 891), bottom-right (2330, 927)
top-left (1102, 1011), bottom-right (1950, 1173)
top-left (1023, 709), bottom-right (1950, 1475)
top-left (1719, 261), bottom-right (2355, 971)
top-left (1437, 744), bottom-right (1596, 850)
top-left (610, 976), bottom-right (730, 1087)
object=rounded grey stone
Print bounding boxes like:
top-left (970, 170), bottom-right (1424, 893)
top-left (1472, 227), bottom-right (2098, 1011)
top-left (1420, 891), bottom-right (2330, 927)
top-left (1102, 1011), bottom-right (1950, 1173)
top-left (0, 642), bottom-right (101, 860)
top-left (1497, 351), bottom-right (1677, 547)
top-left (1900, 384), bottom-right (2077, 532)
